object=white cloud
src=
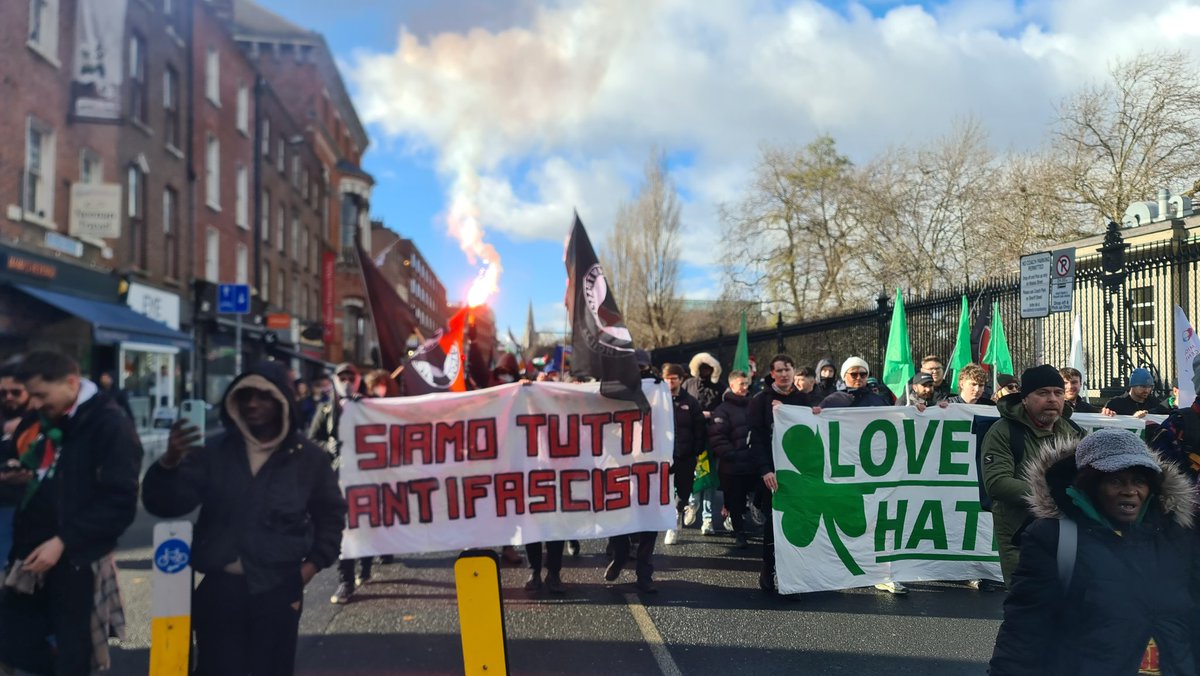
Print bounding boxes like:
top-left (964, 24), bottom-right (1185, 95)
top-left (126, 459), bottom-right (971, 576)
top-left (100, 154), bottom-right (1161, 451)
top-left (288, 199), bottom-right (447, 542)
top-left (347, 0), bottom-right (1200, 280)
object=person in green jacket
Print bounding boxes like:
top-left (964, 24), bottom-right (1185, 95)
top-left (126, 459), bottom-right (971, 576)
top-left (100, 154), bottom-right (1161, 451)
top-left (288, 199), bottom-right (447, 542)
top-left (980, 364), bottom-right (1086, 585)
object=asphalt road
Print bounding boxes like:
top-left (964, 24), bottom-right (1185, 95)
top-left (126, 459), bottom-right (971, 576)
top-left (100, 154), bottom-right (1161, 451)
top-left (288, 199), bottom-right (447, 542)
top-left (105, 513), bottom-right (1006, 675)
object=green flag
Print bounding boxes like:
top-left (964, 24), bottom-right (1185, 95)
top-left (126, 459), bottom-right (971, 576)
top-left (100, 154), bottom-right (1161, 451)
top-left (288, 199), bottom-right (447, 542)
top-left (945, 295), bottom-right (972, 394)
top-left (732, 311), bottom-right (750, 375)
top-left (982, 301), bottom-right (1014, 386)
top-left (693, 450), bottom-right (718, 492)
top-left (882, 288), bottom-right (914, 399)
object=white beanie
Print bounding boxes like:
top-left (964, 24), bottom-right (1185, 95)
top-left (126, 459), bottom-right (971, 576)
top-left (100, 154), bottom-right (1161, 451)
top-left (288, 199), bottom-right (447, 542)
top-left (840, 357), bottom-right (869, 379)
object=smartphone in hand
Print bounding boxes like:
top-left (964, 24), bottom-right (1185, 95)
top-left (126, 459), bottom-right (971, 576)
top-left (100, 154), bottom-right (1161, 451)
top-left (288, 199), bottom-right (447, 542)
top-left (178, 399), bottom-right (206, 438)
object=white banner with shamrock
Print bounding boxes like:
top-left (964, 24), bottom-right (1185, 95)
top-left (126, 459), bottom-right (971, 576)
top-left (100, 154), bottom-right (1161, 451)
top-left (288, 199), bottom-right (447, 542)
top-left (772, 404), bottom-right (1150, 594)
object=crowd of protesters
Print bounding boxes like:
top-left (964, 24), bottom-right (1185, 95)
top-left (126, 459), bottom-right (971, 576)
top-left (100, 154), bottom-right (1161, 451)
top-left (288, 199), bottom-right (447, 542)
top-left (0, 343), bottom-right (1195, 674)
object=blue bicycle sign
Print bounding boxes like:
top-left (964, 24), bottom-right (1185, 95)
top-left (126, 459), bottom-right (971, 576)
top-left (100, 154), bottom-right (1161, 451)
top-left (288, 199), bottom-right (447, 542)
top-left (154, 538), bottom-right (191, 574)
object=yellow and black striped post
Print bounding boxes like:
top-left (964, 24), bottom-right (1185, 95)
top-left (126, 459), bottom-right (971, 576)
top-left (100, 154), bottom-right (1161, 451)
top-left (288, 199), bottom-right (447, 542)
top-left (454, 549), bottom-right (509, 675)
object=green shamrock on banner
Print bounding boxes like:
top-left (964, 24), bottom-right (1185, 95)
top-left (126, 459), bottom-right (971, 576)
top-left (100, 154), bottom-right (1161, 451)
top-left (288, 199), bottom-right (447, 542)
top-left (776, 425), bottom-right (873, 575)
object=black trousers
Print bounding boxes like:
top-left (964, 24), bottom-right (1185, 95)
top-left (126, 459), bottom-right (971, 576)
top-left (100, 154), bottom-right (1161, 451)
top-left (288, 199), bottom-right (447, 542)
top-left (673, 456), bottom-right (697, 513)
top-left (193, 571), bottom-right (304, 676)
top-left (721, 473), bottom-right (760, 533)
top-left (0, 561), bottom-right (95, 676)
top-left (608, 532), bottom-right (656, 581)
top-left (337, 557), bottom-right (373, 585)
top-left (762, 493), bottom-right (776, 580)
top-left (525, 541), bottom-right (564, 575)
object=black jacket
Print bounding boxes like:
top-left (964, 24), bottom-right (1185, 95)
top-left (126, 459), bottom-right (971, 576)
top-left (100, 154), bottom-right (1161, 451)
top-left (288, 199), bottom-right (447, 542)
top-left (683, 376), bottom-right (722, 413)
top-left (142, 362), bottom-right (347, 594)
top-left (819, 388), bottom-right (891, 409)
top-left (672, 390), bottom-right (706, 461)
top-left (9, 388), bottom-right (142, 566)
top-left (708, 390), bottom-right (753, 476)
top-left (1104, 393), bottom-right (1165, 416)
top-left (990, 441), bottom-right (1200, 675)
top-left (812, 358), bottom-right (839, 403)
top-left (749, 386), bottom-right (811, 476)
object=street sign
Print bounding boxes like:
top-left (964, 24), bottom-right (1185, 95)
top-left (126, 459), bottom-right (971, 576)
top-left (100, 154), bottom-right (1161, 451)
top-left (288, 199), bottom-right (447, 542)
top-left (1019, 252), bottom-right (1052, 319)
top-left (217, 283), bottom-right (250, 314)
top-left (266, 312), bottom-right (291, 330)
top-left (150, 521), bottom-right (192, 675)
top-left (1050, 247), bottom-right (1076, 313)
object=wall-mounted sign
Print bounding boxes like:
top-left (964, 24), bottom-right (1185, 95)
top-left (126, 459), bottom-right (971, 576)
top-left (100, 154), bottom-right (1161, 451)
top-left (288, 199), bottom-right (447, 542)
top-left (69, 183), bottom-right (122, 239)
top-left (126, 282), bottom-right (181, 330)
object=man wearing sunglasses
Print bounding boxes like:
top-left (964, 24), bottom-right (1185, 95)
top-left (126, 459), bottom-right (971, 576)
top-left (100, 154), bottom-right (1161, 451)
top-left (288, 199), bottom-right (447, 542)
top-left (815, 358), bottom-right (890, 409)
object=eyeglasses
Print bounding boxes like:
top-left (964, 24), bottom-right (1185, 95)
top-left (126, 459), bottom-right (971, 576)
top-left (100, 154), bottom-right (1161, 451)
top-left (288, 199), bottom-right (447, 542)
top-left (846, 371), bottom-right (868, 379)
top-left (336, 373), bottom-right (357, 382)
top-left (0, 389), bottom-right (24, 398)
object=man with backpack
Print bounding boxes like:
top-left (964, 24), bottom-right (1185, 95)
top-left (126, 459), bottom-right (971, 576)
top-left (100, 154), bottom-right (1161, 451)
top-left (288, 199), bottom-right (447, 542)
top-left (979, 364), bottom-right (1086, 586)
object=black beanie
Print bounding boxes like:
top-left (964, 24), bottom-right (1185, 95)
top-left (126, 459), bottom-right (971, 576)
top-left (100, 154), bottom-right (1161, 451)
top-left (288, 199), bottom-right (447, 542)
top-left (1020, 364), bottom-right (1064, 398)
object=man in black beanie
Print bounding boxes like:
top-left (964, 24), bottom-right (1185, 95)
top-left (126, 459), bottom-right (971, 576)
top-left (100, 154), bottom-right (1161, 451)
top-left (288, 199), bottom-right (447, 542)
top-left (978, 364), bottom-right (1086, 585)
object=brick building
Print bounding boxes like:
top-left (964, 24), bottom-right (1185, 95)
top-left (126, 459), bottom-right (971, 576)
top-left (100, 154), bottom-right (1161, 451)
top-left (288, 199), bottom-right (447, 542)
top-left (0, 0), bottom-right (193, 425)
top-left (371, 220), bottom-right (448, 341)
top-left (228, 0), bottom-right (375, 366)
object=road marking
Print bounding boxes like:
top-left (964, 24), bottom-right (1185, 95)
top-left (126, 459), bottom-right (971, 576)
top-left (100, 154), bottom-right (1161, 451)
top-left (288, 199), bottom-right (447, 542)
top-left (623, 593), bottom-right (683, 676)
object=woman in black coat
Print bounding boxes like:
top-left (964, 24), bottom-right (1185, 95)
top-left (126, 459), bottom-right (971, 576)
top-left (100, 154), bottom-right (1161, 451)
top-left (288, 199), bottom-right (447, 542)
top-left (990, 428), bottom-right (1200, 675)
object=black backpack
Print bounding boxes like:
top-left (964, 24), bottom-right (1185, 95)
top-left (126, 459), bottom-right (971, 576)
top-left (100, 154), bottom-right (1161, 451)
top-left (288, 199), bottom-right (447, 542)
top-left (973, 416), bottom-right (1083, 512)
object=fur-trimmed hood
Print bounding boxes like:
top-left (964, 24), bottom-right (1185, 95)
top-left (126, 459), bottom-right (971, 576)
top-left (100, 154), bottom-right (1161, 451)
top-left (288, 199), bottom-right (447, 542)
top-left (1024, 436), bottom-right (1196, 529)
top-left (689, 352), bottom-right (721, 383)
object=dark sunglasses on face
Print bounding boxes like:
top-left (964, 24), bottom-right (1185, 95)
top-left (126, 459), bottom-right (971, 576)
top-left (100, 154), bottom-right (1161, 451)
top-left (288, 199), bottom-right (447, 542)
top-left (1, 389), bottom-right (24, 397)
top-left (846, 371), bottom-right (868, 379)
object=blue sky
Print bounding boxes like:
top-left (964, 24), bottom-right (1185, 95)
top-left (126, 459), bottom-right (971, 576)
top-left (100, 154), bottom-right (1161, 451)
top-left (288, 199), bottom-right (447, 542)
top-left (252, 0), bottom-right (1200, 344)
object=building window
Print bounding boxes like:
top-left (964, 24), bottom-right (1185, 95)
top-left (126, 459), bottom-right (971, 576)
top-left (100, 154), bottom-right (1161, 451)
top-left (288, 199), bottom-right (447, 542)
top-left (290, 154), bottom-right (300, 189)
top-left (80, 149), bottom-right (101, 184)
top-left (300, 224), bottom-right (309, 270)
top-left (28, 0), bottom-right (59, 61)
top-left (205, 228), bottom-right (220, 281)
top-left (261, 261), bottom-right (270, 303)
top-left (205, 135), bottom-right (219, 208)
top-left (261, 118), bottom-right (270, 156)
top-left (261, 190), bottom-right (271, 242)
top-left (163, 188), bottom-right (179, 278)
top-left (291, 213), bottom-right (300, 261)
top-left (163, 66), bottom-right (180, 149)
top-left (205, 48), bottom-right (219, 105)
top-left (236, 243), bottom-right (248, 285)
top-left (276, 136), bottom-right (285, 172)
top-left (302, 168), bottom-right (310, 199)
top-left (1130, 286), bottom-right (1156, 346)
top-left (277, 270), bottom-right (286, 311)
top-left (235, 165), bottom-right (248, 228)
top-left (128, 34), bottom-right (147, 124)
top-left (24, 117), bottom-right (55, 221)
top-left (277, 203), bottom-right (285, 252)
top-left (236, 84), bottom-right (249, 134)
top-left (163, 0), bottom-right (181, 35)
top-left (127, 165), bottom-right (146, 268)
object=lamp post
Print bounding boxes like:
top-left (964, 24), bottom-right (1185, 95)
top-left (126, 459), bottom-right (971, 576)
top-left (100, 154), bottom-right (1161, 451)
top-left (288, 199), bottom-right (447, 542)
top-left (1098, 220), bottom-right (1164, 396)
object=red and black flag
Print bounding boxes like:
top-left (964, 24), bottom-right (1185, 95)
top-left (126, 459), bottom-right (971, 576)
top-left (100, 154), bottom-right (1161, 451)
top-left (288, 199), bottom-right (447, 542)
top-left (357, 239), bottom-right (420, 374)
top-left (970, 290), bottom-right (992, 369)
top-left (401, 307), bottom-right (467, 396)
top-left (564, 213), bottom-right (648, 411)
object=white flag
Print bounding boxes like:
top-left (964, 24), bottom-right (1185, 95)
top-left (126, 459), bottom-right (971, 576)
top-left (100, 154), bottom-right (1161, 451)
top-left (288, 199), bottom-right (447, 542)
top-left (1175, 306), bottom-right (1200, 408)
top-left (1068, 314), bottom-right (1086, 397)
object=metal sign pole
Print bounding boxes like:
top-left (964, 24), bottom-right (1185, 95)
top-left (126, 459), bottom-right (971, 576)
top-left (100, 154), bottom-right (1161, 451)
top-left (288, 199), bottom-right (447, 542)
top-left (236, 312), bottom-right (243, 375)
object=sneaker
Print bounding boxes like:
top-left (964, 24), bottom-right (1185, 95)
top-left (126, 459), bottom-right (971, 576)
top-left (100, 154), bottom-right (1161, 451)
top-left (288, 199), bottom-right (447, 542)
top-left (976, 579), bottom-right (1006, 593)
top-left (734, 533), bottom-right (748, 549)
top-left (683, 504), bottom-right (699, 527)
top-left (604, 557), bottom-right (624, 582)
top-left (748, 504), bottom-right (765, 527)
top-left (566, 540), bottom-right (581, 557)
top-left (664, 529), bottom-right (678, 545)
top-left (874, 581), bottom-right (908, 595)
top-left (523, 572), bottom-right (542, 592)
top-left (545, 572), bottom-right (565, 594)
top-left (330, 582), bottom-right (354, 604)
top-left (723, 516), bottom-right (734, 532)
top-left (636, 578), bottom-right (658, 594)
top-left (355, 571), bottom-right (372, 587)
top-left (700, 519), bottom-right (715, 536)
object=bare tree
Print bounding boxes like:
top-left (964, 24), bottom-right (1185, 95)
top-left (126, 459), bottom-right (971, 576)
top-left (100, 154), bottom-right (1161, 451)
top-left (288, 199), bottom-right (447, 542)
top-left (854, 118), bottom-right (998, 294)
top-left (1051, 50), bottom-right (1200, 227)
top-left (719, 136), bottom-right (863, 320)
top-left (602, 151), bottom-right (683, 348)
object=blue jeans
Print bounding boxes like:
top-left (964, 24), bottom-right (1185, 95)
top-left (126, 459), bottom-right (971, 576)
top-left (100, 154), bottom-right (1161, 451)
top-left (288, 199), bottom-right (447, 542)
top-left (688, 457), bottom-right (724, 523)
top-left (0, 505), bottom-right (15, 565)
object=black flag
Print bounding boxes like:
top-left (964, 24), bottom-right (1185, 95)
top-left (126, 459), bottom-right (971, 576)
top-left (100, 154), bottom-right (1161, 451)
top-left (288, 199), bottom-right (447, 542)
top-left (565, 213), bottom-right (648, 411)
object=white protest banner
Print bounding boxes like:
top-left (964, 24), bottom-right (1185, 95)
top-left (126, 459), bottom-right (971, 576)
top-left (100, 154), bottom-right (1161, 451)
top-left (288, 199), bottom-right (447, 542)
top-left (771, 404), bottom-right (1151, 595)
top-left (338, 380), bottom-right (675, 557)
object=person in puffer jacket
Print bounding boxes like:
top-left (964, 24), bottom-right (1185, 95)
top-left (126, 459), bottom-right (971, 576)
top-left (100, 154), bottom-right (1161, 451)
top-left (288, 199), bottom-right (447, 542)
top-left (707, 370), bottom-right (755, 548)
top-left (684, 352), bottom-right (724, 533)
top-left (990, 429), bottom-right (1200, 675)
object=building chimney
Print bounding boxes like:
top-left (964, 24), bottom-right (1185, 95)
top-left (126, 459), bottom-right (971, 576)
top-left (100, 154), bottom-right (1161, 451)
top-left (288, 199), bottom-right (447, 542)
top-left (1157, 188), bottom-right (1169, 220)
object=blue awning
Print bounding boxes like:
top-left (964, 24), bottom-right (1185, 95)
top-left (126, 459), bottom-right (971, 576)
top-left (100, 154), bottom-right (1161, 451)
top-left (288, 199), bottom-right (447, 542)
top-left (16, 285), bottom-right (193, 350)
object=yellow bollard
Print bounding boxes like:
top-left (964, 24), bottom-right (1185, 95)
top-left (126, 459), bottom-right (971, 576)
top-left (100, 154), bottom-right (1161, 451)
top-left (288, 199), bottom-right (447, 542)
top-left (454, 549), bottom-right (509, 675)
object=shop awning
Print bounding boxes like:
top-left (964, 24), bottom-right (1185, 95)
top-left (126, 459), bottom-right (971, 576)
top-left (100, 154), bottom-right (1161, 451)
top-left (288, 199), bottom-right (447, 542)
top-left (17, 285), bottom-right (193, 350)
